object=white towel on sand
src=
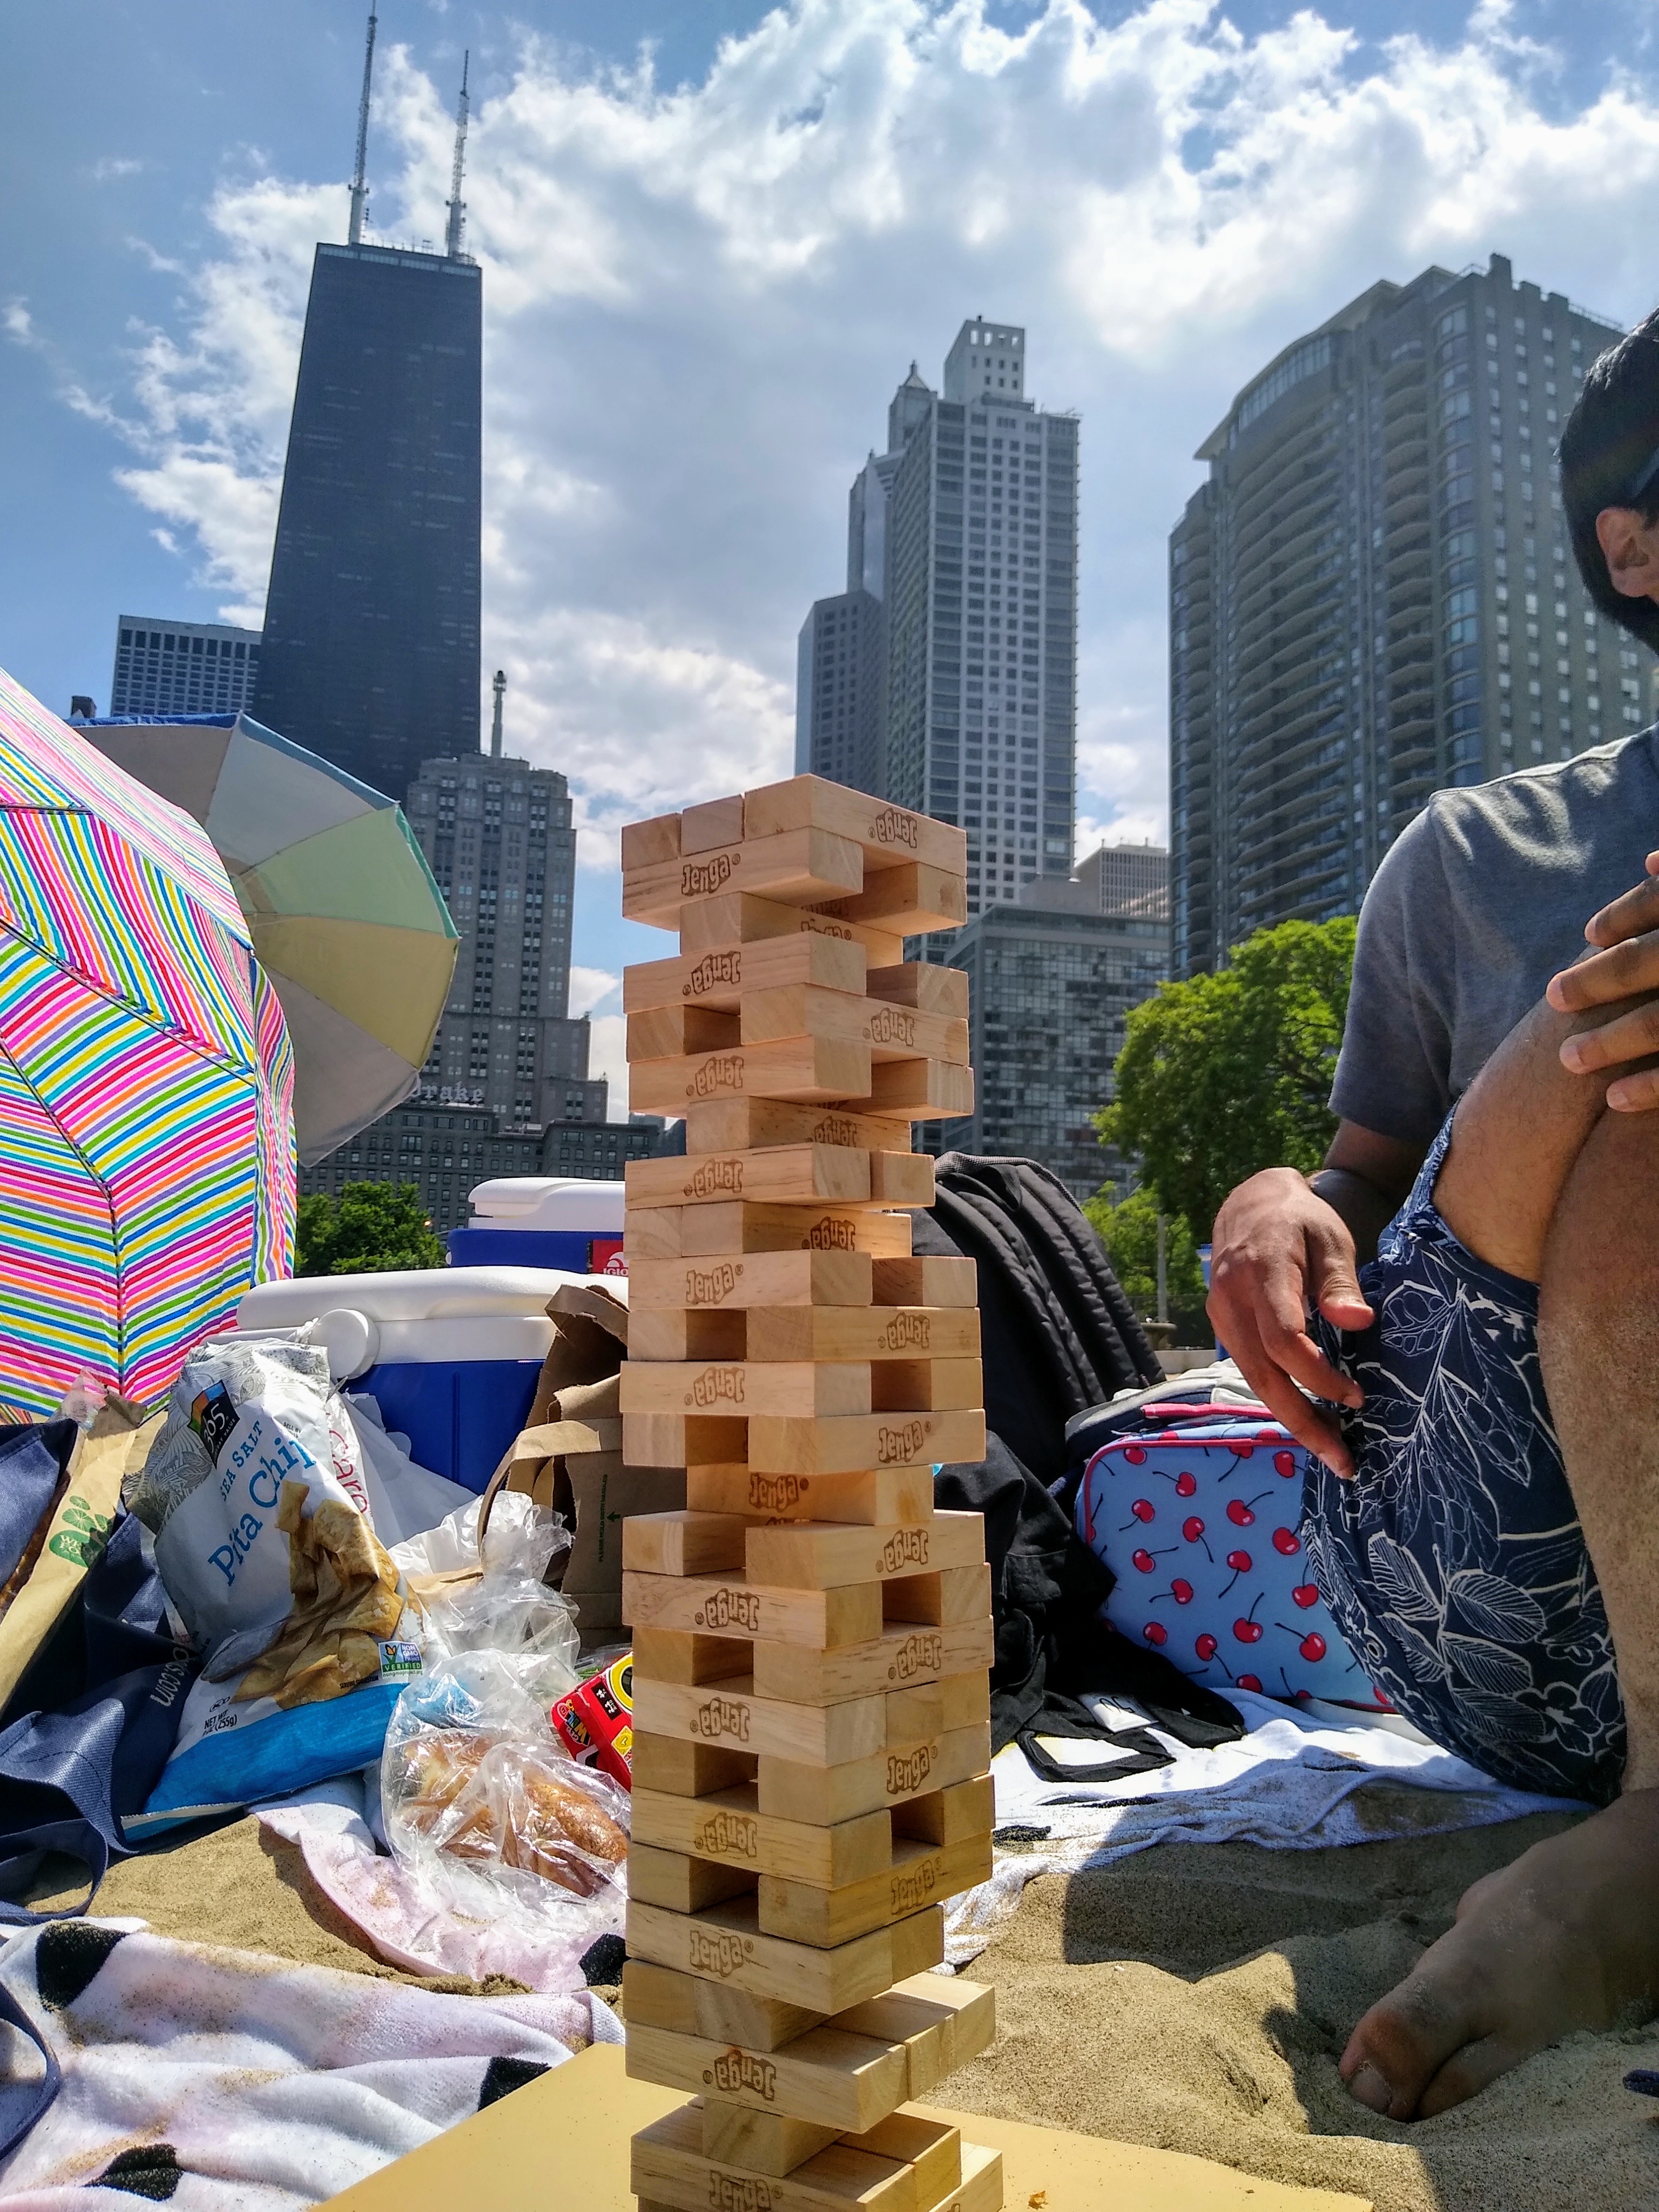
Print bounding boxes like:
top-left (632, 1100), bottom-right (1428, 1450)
top-left (0, 1920), bottom-right (619, 2208)
top-left (943, 1690), bottom-right (1581, 1965)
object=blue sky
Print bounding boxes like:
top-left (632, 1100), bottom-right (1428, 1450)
top-left (6, 1), bottom-right (1658, 1107)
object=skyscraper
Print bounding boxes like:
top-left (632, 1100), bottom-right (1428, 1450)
top-left (254, 22), bottom-right (482, 798)
top-left (797, 321), bottom-right (1079, 916)
top-left (110, 618), bottom-right (262, 718)
top-left (1170, 252), bottom-right (1630, 977)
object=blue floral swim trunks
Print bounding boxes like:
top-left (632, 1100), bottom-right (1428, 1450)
top-left (1307, 1109), bottom-right (1622, 1805)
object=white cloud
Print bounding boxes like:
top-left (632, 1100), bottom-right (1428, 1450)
top-left (569, 963), bottom-right (622, 1016)
top-left (46, 0), bottom-right (1659, 871)
top-left (588, 1011), bottom-right (629, 1119)
top-left (91, 157), bottom-right (145, 182)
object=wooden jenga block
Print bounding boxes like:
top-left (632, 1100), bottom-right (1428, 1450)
top-left (622, 1957), bottom-right (824, 2051)
top-left (869, 1358), bottom-right (984, 1413)
top-left (623, 827), bottom-right (864, 928)
top-left (745, 1306), bottom-right (980, 1364)
top-left (867, 1151), bottom-right (936, 1206)
top-left (838, 1974), bottom-right (997, 2079)
top-left (680, 794), bottom-right (747, 852)
top-left (860, 1059), bottom-right (976, 1118)
top-left (620, 812), bottom-right (682, 869)
top-left (629, 1307), bottom-right (748, 1363)
top-left (631, 1251), bottom-right (874, 1312)
top-left (629, 1840), bottom-right (758, 1914)
top-left (623, 1510), bottom-right (750, 1577)
top-left (624, 1894), bottom-right (945, 2013)
top-left (744, 1512), bottom-right (986, 1591)
top-left (686, 1097), bottom-right (914, 1157)
top-left (881, 1563), bottom-right (994, 1627)
top-left (679, 889), bottom-right (903, 968)
top-left (622, 1414), bottom-right (747, 1467)
top-left (631, 1786), bottom-right (893, 1887)
top-left (677, 1202), bottom-right (913, 1259)
top-left (758, 1832), bottom-right (994, 1948)
top-left (869, 1256), bottom-right (976, 1308)
top-left (631, 1732), bottom-right (757, 1798)
top-left (630, 1034), bottom-right (872, 1114)
top-left (698, 2102), bottom-right (843, 2179)
top-left (751, 1621), bottom-right (995, 1705)
top-left (687, 1463), bottom-right (935, 1527)
top-left (865, 963), bottom-right (970, 1020)
top-left (739, 984), bottom-right (969, 1067)
top-left (630, 1676), bottom-right (946, 1765)
top-left (624, 932), bottom-right (866, 1013)
top-left (891, 1773), bottom-right (995, 1848)
top-left (632, 2106), bottom-right (1000, 2212)
top-left (757, 1724), bottom-right (993, 1825)
top-left (621, 1360), bottom-right (873, 1419)
top-left (741, 777), bottom-right (968, 878)
top-left (623, 1207), bottom-right (685, 1263)
top-left (628, 2014), bottom-right (909, 2136)
top-left (628, 1144), bottom-right (873, 1210)
top-left (621, 1570), bottom-right (885, 1650)
top-left (845, 2113), bottom-right (965, 2207)
top-left (632, 1626), bottom-right (751, 1685)
top-left (746, 1408), bottom-right (984, 1478)
top-left (626, 1003), bottom-right (739, 1062)
top-left (800, 863), bottom-right (967, 936)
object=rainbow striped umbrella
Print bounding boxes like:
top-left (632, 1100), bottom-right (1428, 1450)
top-left (0, 666), bottom-right (294, 1420)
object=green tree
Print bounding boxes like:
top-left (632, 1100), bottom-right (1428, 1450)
top-left (1082, 1185), bottom-right (1209, 1340)
top-left (294, 1184), bottom-right (446, 1277)
top-left (1096, 915), bottom-right (1357, 1247)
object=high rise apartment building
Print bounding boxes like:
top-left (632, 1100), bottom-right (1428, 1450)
top-left (1170, 252), bottom-right (1631, 977)
top-left (795, 590), bottom-right (884, 792)
top-left (110, 618), bottom-right (262, 718)
top-left (797, 321), bottom-right (1079, 915)
top-left (255, 242), bottom-right (483, 798)
top-left (1074, 840), bottom-right (1170, 921)
top-left (401, 753), bottom-right (604, 1130)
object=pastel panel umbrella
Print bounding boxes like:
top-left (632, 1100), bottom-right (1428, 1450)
top-left (0, 667), bottom-right (294, 1420)
top-left (85, 712), bottom-right (458, 1165)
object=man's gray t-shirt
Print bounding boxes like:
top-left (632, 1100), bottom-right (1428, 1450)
top-left (1331, 731), bottom-right (1659, 1149)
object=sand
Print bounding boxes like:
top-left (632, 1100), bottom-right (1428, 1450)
top-left (947, 1784), bottom-right (1659, 2212)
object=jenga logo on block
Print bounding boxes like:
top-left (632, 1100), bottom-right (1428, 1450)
top-left (881, 1526), bottom-right (929, 1572)
top-left (748, 1472), bottom-right (805, 1512)
top-left (709, 2177), bottom-right (773, 2212)
top-left (696, 1586), bottom-right (760, 1633)
top-left (802, 1216), bottom-right (857, 1250)
top-left (689, 1157), bottom-right (744, 1198)
top-left (689, 1054), bottom-right (745, 1100)
top-left (706, 2049), bottom-right (777, 2101)
top-left (696, 1810), bottom-right (759, 1859)
top-left (811, 1113), bottom-right (860, 1144)
top-left (878, 1419), bottom-right (927, 1466)
top-left (686, 1262), bottom-right (740, 1305)
top-left (798, 914), bottom-right (854, 942)
top-left (890, 1862), bottom-right (939, 1915)
top-left (694, 1695), bottom-right (750, 1742)
top-left (881, 1311), bottom-right (932, 1352)
top-left (685, 950), bottom-right (741, 997)
top-left (889, 1631), bottom-right (942, 1681)
top-left (865, 1005), bottom-right (918, 1049)
top-left (887, 1743), bottom-right (936, 1793)
top-left (689, 1367), bottom-right (745, 1407)
top-left (680, 852), bottom-right (737, 898)
top-left (868, 806), bottom-right (920, 851)
top-left (689, 1927), bottom-right (752, 1979)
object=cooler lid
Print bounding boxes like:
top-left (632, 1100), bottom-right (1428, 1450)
top-left (239, 1265), bottom-right (585, 1328)
top-left (466, 1176), bottom-right (628, 1231)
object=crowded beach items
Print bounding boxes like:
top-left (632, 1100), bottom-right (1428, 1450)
top-left (614, 775), bottom-right (1006, 2212)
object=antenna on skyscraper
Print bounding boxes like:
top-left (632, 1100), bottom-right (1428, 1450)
top-left (490, 669), bottom-right (505, 758)
top-left (445, 51), bottom-right (470, 259)
top-left (348, 6), bottom-right (379, 245)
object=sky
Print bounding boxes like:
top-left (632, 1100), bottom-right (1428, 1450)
top-left (5, 0), bottom-right (1659, 1112)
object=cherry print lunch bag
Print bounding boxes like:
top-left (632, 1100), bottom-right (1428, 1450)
top-left (1074, 1405), bottom-right (1379, 1705)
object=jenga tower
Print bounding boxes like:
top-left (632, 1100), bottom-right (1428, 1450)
top-left (617, 777), bottom-right (1003, 2212)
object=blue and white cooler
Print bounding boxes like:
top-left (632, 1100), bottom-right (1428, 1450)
top-left (446, 1177), bottom-right (628, 1274)
top-left (235, 1267), bottom-right (580, 1491)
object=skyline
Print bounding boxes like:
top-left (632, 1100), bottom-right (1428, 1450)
top-left (6, 0), bottom-right (1659, 1110)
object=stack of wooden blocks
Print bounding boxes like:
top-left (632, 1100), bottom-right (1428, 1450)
top-left (616, 774), bottom-right (1004, 2212)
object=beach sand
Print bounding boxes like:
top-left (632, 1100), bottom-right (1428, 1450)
top-left (947, 1784), bottom-right (1659, 2211)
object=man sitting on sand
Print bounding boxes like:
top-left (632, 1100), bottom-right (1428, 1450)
top-left (1207, 307), bottom-right (1659, 2121)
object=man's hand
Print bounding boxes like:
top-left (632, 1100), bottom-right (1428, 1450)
top-left (1208, 1170), bottom-right (1373, 1477)
top-left (1547, 851), bottom-right (1659, 1111)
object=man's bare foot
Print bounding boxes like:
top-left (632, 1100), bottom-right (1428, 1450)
top-left (1341, 1788), bottom-right (1659, 2119)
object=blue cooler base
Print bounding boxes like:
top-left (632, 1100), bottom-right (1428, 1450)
top-left (358, 1358), bottom-right (543, 1491)
top-left (447, 1227), bottom-right (595, 1268)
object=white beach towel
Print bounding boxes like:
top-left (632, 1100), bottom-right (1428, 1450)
top-left (943, 1689), bottom-right (1582, 1965)
top-left (0, 1919), bottom-right (619, 2208)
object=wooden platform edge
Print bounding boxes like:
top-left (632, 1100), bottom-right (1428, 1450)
top-left (313, 2041), bottom-right (1374, 2212)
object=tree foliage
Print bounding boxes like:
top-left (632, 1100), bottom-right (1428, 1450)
top-left (1082, 1184), bottom-right (1209, 1341)
top-left (295, 1183), bottom-right (446, 1277)
top-left (1096, 916), bottom-right (1357, 1246)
